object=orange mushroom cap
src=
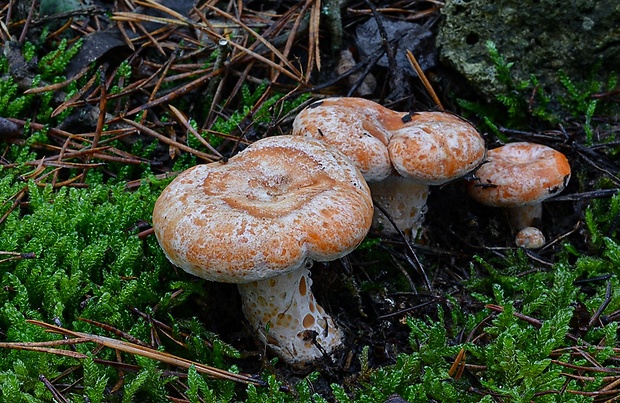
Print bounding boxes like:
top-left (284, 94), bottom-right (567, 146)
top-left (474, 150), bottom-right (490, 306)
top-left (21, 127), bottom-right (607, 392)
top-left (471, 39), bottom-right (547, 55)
top-left (152, 135), bottom-right (374, 284)
top-left (466, 142), bottom-right (571, 208)
top-left (292, 97), bottom-right (407, 181)
top-left (388, 112), bottom-right (486, 185)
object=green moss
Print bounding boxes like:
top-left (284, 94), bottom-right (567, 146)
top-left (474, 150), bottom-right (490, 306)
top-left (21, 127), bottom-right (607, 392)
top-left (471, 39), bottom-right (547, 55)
top-left (458, 41), bottom-right (618, 141)
top-left (0, 77), bottom-right (30, 118)
top-left (38, 39), bottom-right (82, 81)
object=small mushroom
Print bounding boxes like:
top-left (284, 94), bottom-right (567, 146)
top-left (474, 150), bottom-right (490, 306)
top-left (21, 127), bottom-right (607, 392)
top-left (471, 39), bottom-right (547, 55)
top-left (515, 227), bottom-right (546, 249)
top-left (466, 142), bottom-right (571, 248)
top-left (293, 98), bottom-right (485, 239)
top-left (384, 111), bottom-right (486, 236)
top-left (152, 135), bottom-right (374, 367)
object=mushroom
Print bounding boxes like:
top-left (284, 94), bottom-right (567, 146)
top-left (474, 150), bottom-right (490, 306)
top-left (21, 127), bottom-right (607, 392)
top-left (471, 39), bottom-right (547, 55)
top-left (292, 97), bottom-right (398, 182)
top-left (292, 97), bottom-right (486, 239)
top-left (515, 227), bottom-right (546, 249)
top-left (466, 142), bottom-right (571, 248)
top-left (384, 111), bottom-right (486, 236)
top-left (152, 135), bottom-right (373, 367)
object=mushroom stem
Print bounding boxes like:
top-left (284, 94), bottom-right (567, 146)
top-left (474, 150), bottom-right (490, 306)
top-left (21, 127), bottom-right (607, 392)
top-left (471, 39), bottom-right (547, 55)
top-left (237, 262), bottom-right (342, 366)
top-left (507, 204), bottom-right (543, 231)
top-left (368, 175), bottom-right (429, 239)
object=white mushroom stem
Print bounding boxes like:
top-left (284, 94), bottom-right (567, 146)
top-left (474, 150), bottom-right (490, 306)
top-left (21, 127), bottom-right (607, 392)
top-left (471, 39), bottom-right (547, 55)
top-left (237, 262), bottom-right (342, 366)
top-left (368, 175), bottom-right (429, 239)
top-left (507, 203), bottom-right (543, 231)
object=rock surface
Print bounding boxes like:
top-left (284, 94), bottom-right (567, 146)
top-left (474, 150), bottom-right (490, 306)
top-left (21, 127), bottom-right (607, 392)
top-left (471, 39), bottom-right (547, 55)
top-left (355, 17), bottom-right (437, 76)
top-left (437, 0), bottom-right (620, 104)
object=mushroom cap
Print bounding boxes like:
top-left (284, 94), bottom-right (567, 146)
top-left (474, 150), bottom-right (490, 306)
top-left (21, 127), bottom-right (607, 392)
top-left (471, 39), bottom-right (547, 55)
top-left (466, 142), bottom-right (571, 207)
top-left (152, 135), bottom-right (373, 284)
top-left (292, 97), bottom-right (406, 182)
top-left (388, 112), bottom-right (486, 185)
top-left (515, 227), bottom-right (546, 249)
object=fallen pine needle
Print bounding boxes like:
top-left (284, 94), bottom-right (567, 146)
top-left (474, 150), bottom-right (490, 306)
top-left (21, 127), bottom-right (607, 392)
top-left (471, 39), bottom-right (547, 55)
top-left (0, 320), bottom-right (267, 387)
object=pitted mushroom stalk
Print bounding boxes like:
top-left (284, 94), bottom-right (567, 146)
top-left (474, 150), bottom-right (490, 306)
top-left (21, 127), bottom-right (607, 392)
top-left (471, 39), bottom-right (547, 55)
top-left (466, 142), bottom-right (571, 248)
top-left (238, 259), bottom-right (342, 361)
top-left (152, 135), bottom-right (373, 367)
top-left (292, 97), bottom-right (486, 239)
top-left (366, 176), bottom-right (430, 237)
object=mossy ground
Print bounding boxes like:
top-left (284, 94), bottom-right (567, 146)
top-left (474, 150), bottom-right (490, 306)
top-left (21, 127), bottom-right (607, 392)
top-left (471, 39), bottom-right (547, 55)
top-left (0, 1), bottom-right (619, 402)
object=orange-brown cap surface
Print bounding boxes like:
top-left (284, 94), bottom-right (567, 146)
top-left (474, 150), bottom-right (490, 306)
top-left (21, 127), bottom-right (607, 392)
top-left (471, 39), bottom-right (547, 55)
top-left (152, 135), bottom-right (373, 283)
top-left (388, 112), bottom-right (486, 185)
top-left (466, 142), bottom-right (571, 207)
top-left (292, 97), bottom-right (407, 182)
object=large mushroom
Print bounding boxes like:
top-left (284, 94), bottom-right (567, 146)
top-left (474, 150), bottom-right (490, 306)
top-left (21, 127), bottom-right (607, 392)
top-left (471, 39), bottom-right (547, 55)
top-left (293, 97), bottom-right (485, 239)
top-left (152, 135), bottom-right (373, 367)
top-left (466, 142), bottom-right (571, 248)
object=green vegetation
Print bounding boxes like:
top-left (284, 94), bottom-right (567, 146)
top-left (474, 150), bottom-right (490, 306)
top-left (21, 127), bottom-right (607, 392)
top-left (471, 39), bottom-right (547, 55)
top-left (459, 40), bottom-right (618, 145)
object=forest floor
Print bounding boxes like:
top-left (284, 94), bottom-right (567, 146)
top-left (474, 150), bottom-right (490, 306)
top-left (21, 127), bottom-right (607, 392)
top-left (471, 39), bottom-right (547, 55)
top-left (1, 0), bottom-right (620, 402)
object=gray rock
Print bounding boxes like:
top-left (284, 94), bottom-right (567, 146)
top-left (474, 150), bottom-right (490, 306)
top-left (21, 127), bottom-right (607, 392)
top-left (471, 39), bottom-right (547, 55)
top-left (355, 17), bottom-right (437, 76)
top-left (437, 0), bottom-right (620, 105)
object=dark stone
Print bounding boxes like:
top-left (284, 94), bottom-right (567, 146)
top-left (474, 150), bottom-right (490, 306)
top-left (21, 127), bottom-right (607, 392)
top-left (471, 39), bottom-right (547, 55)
top-left (355, 16), bottom-right (437, 76)
top-left (437, 0), bottom-right (620, 104)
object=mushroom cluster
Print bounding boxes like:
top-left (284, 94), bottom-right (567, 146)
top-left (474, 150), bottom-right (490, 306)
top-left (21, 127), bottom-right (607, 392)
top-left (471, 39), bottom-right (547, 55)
top-left (152, 99), bottom-right (573, 369)
top-left (152, 135), bottom-right (374, 367)
top-left (292, 97), bottom-right (486, 239)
